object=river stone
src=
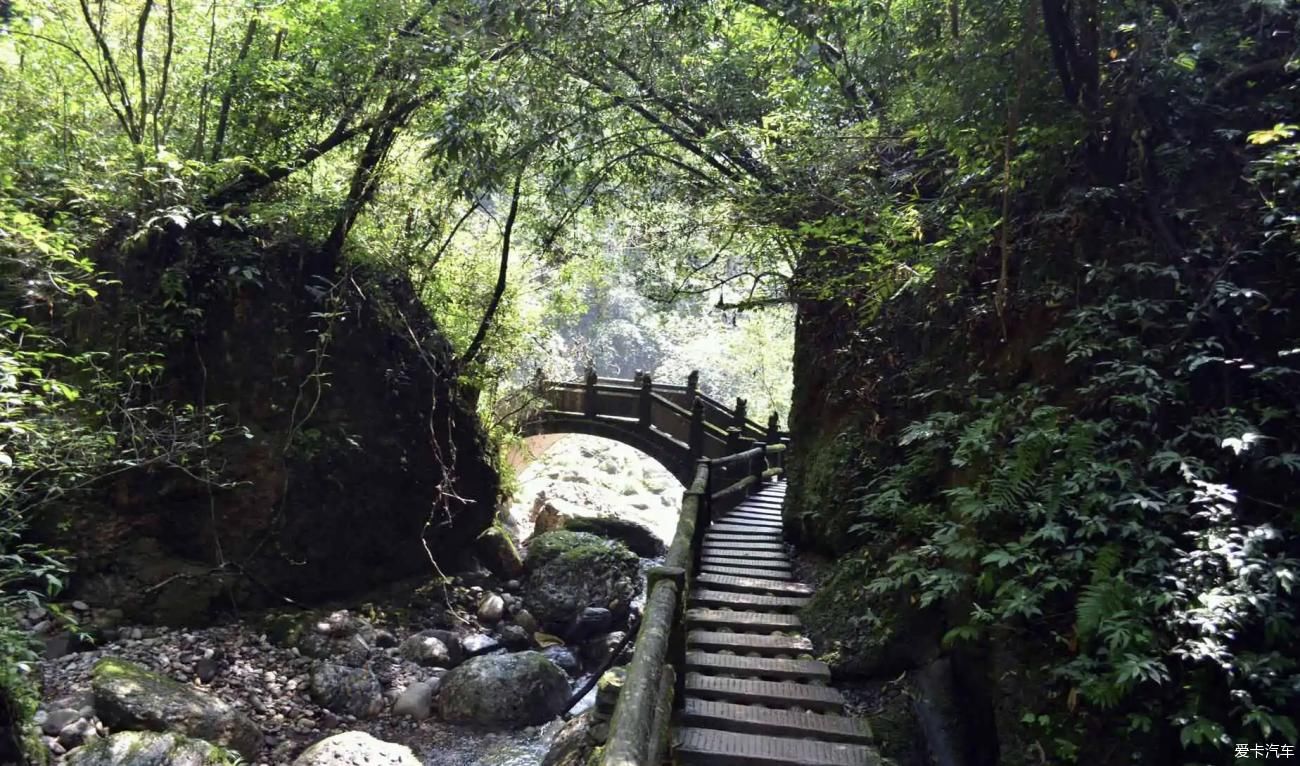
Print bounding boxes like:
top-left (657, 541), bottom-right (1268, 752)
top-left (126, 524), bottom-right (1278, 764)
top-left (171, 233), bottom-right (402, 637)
top-left (292, 731), bottom-right (421, 765)
top-left (561, 516), bottom-right (666, 558)
top-left (478, 592), bottom-right (505, 625)
top-left (398, 631), bottom-right (455, 667)
top-left (513, 608), bottom-right (539, 634)
top-left (542, 711), bottom-right (599, 766)
top-left (566, 607), bottom-right (613, 642)
top-left (391, 680), bottom-right (440, 720)
top-left (58, 718), bottom-right (98, 750)
top-left (437, 651), bottom-right (570, 727)
top-left (90, 658), bottom-right (262, 760)
top-left (498, 623), bottom-right (531, 650)
top-left (65, 731), bottom-right (232, 766)
top-left (542, 646), bottom-right (582, 678)
top-left (523, 532), bottom-right (641, 629)
top-left (309, 662), bottom-right (385, 719)
top-left (460, 632), bottom-right (501, 657)
top-left (476, 526), bottom-right (525, 579)
top-left (582, 631), bottom-right (629, 668)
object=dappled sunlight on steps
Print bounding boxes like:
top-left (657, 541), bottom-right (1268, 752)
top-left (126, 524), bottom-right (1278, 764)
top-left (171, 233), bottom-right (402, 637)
top-left (674, 481), bottom-right (882, 766)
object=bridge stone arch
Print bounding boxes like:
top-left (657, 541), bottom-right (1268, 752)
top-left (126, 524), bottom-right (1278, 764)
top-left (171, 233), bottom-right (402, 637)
top-left (518, 369), bottom-right (789, 487)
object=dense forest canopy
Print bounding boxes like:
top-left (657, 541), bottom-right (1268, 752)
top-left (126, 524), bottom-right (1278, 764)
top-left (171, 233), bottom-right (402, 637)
top-left (1, 0), bottom-right (1298, 763)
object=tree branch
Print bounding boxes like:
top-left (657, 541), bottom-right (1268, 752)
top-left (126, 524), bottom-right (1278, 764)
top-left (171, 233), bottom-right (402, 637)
top-left (461, 168), bottom-right (525, 368)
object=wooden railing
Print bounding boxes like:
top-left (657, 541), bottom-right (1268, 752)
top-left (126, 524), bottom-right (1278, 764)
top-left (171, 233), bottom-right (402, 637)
top-left (597, 441), bottom-right (788, 766)
top-left (531, 369), bottom-right (790, 464)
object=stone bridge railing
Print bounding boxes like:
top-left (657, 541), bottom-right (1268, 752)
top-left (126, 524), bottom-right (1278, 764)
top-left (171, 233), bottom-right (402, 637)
top-left (596, 442), bottom-right (787, 766)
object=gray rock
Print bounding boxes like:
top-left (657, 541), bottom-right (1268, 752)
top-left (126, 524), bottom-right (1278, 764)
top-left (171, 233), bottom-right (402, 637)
top-left (398, 631), bottom-right (454, 667)
top-left (513, 609), bottom-right (539, 634)
top-left (566, 607), bottom-right (613, 642)
top-left (292, 731), bottom-right (421, 765)
top-left (460, 632), bottom-right (501, 657)
top-left (477, 593), bottom-right (505, 625)
top-left (195, 658), bottom-right (219, 684)
top-left (41, 708), bottom-right (80, 736)
top-left (497, 623), bottom-right (531, 650)
top-left (543, 711), bottom-right (599, 766)
top-left (542, 646), bottom-right (582, 678)
top-left (523, 532), bottom-right (641, 629)
top-left (309, 662), bottom-right (385, 719)
top-left (57, 718), bottom-right (98, 750)
top-left (91, 658), bottom-right (262, 760)
top-left (391, 680), bottom-right (440, 720)
top-left (64, 731), bottom-right (231, 766)
top-left (582, 631), bottom-right (629, 668)
top-left (438, 651), bottom-right (570, 727)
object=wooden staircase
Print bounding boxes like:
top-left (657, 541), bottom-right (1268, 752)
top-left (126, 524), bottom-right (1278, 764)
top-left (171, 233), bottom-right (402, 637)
top-left (674, 480), bottom-right (882, 766)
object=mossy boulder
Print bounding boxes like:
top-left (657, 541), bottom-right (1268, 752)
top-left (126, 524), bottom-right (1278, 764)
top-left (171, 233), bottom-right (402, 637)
top-left (64, 731), bottom-right (234, 766)
top-left (90, 659), bottom-right (262, 760)
top-left (437, 651), bottom-right (570, 727)
top-left (522, 532), bottom-right (641, 629)
top-left (477, 525), bottom-right (524, 578)
top-left (559, 516), bottom-right (665, 558)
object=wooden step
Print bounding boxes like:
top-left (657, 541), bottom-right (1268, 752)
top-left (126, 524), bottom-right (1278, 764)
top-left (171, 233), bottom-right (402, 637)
top-left (686, 651), bottom-right (831, 682)
top-left (716, 515), bottom-right (784, 528)
top-left (718, 512), bottom-right (783, 525)
top-left (699, 564), bottom-right (794, 581)
top-left (708, 523), bottom-right (784, 537)
top-left (700, 555), bottom-right (791, 571)
top-left (686, 608), bottom-right (801, 632)
top-left (741, 501), bottom-right (785, 512)
top-left (675, 727), bottom-right (879, 766)
top-left (687, 630), bottom-right (813, 655)
top-left (703, 539), bottom-right (785, 551)
top-left (702, 535), bottom-right (780, 546)
top-left (684, 674), bottom-right (845, 712)
top-left (700, 546), bottom-right (788, 560)
top-left (689, 589), bottom-right (811, 612)
top-left (682, 699), bottom-right (873, 745)
top-left (696, 573), bottom-right (812, 596)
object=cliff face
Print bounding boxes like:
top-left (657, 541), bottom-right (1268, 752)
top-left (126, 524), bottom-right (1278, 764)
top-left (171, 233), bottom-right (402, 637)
top-left (783, 100), bottom-right (1300, 764)
top-left (40, 226), bottom-right (499, 624)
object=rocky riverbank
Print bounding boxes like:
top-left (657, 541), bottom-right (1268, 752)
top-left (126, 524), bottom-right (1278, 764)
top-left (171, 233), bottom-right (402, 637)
top-left (22, 524), bottom-right (660, 765)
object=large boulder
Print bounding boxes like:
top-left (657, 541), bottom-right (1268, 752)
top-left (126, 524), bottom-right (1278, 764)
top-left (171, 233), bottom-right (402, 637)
top-left (522, 532), bottom-right (641, 629)
top-left (561, 516), bottom-right (666, 558)
top-left (308, 663), bottom-right (385, 719)
top-left (65, 731), bottom-right (232, 766)
top-left (437, 651), bottom-right (570, 727)
top-left (292, 731), bottom-right (421, 766)
top-left (90, 658), bottom-right (262, 760)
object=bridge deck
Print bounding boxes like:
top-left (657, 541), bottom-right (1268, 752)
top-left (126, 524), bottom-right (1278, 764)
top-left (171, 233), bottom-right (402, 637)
top-left (674, 481), bottom-right (881, 766)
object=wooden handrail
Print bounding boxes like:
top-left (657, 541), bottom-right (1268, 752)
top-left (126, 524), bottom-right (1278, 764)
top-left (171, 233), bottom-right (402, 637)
top-left (598, 443), bottom-right (787, 766)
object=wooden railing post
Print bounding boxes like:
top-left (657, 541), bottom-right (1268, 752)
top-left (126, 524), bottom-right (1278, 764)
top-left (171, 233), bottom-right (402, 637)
top-left (733, 397), bottom-right (748, 431)
top-left (688, 397), bottom-right (705, 462)
top-left (685, 370), bottom-right (699, 400)
top-left (584, 366), bottom-right (598, 418)
top-left (638, 372), bottom-right (653, 427)
top-left (726, 426), bottom-right (743, 455)
top-left (749, 440), bottom-right (765, 493)
top-left (767, 411), bottom-right (780, 443)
